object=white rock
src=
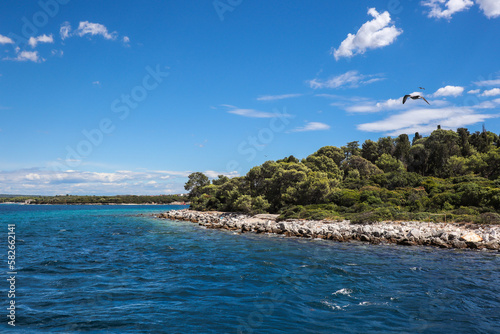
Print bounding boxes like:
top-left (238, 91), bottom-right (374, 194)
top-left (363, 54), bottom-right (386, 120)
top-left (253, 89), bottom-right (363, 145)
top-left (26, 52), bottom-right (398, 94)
top-left (460, 232), bottom-right (483, 242)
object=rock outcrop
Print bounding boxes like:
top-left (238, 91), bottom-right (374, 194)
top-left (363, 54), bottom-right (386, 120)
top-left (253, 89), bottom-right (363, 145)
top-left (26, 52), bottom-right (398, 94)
top-left (156, 210), bottom-right (500, 251)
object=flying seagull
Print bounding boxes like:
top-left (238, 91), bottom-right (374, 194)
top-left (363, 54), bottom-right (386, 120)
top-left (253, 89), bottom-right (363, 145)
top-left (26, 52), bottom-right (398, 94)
top-left (403, 94), bottom-right (430, 105)
top-left (419, 87), bottom-right (425, 90)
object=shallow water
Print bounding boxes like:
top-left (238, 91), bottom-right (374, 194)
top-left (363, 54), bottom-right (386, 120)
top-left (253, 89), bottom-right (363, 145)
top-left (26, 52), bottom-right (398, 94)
top-left (1, 204), bottom-right (499, 333)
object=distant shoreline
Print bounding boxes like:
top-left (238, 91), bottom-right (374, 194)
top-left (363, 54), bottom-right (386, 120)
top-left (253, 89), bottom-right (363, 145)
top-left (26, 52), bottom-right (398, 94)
top-left (0, 202), bottom-right (190, 206)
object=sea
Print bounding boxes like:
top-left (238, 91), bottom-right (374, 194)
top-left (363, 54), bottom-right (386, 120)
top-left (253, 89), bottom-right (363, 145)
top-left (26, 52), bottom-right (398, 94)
top-left (0, 204), bottom-right (498, 333)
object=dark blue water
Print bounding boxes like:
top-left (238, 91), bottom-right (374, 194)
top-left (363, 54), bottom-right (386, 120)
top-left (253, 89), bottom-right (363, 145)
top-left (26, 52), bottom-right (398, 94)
top-left (0, 205), bottom-right (499, 333)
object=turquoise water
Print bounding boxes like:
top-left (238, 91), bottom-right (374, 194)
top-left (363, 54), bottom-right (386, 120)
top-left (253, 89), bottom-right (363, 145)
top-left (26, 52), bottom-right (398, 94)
top-left (0, 204), bottom-right (499, 333)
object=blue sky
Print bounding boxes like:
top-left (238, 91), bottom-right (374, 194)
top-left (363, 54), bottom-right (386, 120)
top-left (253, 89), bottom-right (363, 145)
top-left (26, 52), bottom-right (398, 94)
top-left (1, 0), bottom-right (500, 195)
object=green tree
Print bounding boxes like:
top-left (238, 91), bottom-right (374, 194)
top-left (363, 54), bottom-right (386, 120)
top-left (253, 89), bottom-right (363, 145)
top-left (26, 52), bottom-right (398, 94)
top-left (303, 155), bottom-right (342, 180)
top-left (312, 146), bottom-right (345, 166)
top-left (277, 155), bottom-right (300, 163)
top-left (185, 172), bottom-right (210, 198)
top-left (377, 136), bottom-right (395, 157)
top-left (457, 127), bottom-right (473, 157)
top-left (212, 175), bottom-right (230, 186)
top-left (445, 156), bottom-right (468, 177)
top-left (424, 129), bottom-right (460, 176)
top-left (412, 132), bottom-right (422, 145)
top-left (342, 141), bottom-right (360, 160)
top-left (408, 143), bottom-right (428, 174)
top-left (375, 153), bottom-right (405, 173)
top-left (394, 134), bottom-right (411, 164)
top-left (361, 139), bottom-right (379, 163)
top-left (342, 155), bottom-right (383, 179)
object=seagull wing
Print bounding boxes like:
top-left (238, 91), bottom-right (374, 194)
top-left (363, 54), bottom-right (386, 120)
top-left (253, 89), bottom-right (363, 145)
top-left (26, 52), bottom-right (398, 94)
top-left (420, 96), bottom-right (430, 105)
top-left (403, 95), bottom-right (410, 104)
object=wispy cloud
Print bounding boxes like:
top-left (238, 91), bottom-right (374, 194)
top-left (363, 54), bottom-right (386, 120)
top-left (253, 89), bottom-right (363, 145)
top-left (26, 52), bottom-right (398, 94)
top-left (471, 98), bottom-right (500, 109)
top-left (468, 89), bottom-right (480, 94)
top-left (422, 0), bottom-right (499, 19)
top-left (332, 8), bottom-right (402, 60)
top-left (122, 36), bottom-right (130, 46)
top-left (308, 70), bottom-right (384, 89)
top-left (290, 122), bottom-right (330, 132)
top-left (257, 93), bottom-right (302, 101)
top-left (357, 102), bottom-right (500, 136)
top-left (3, 48), bottom-right (43, 63)
top-left (422, 0), bottom-right (474, 19)
top-left (76, 21), bottom-right (117, 40)
top-left (345, 98), bottom-right (402, 113)
top-left (51, 49), bottom-right (64, 57)
top-left (222, 104), bottom-right (292, 118)
top-left (473, 77), bottom-right (500, 86)
top-left (60, 21), bottom-right (121, 41)
top-left (28, 34), bottom-right (54, 48)
top-left (60, 21), bottom-right (72, 40)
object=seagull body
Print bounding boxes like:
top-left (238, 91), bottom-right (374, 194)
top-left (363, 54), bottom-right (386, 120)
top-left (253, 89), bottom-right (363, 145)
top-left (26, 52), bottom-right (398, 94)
top-left (403, 94), bottom-right (430, 105)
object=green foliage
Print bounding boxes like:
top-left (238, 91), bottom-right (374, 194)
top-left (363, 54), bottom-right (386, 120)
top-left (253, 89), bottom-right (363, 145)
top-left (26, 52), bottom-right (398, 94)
top-left (375, 154), bottom-right (405, 173)
top-left (278, 204), bottom-right (340, 221)
top-left (361, 139), bottom-right (379, 163)
top-left (0, 194), bottom-right (187, 205)
top-left (341, 155), bottom-right (383, 179)
top-left (185, 172), bottom-right (210, 198)
top-left (184, 127), bottom-right (500, 224)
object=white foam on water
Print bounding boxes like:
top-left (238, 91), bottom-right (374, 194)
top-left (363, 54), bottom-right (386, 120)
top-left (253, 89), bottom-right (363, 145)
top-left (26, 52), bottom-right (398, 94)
top-left (321, 300), bottom-right (345, 310)
top-left (333, 288), bottom-right (353, 296)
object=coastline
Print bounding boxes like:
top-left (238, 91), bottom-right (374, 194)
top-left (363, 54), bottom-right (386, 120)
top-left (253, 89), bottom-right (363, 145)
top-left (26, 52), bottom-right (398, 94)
top-left (156, 209), bottom-right (500, 251)
top-left (0, 202), bottom-right (189, 206)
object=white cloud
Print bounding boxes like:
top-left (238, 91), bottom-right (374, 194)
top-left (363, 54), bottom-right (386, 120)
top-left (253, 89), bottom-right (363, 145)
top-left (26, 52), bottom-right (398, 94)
top-left (432, 85), bottom-right (464, 97)
top-left (468, 89), bottom-right (480, 94)
top-left (92, 81), bottom-right (101, 86)
top-left (481, 88), bottom-right (500, 96)
top-left (122, 36), bottom-right (130, 45)
top-left (472, 98), bottom-right (500, 109)
top-left (473, 77), bottom-right (500, 86)
top-left (28, 34), bottom-right (54, 48)
top-left (222, 104), bottom-right (292, 118)
top-left (332, 8), bottom-right (402, 60)
top-left (51, 49), bottom-right (64, 57)
top-left (0, 34), bottom-right (14, 44)
top-left (290, 122), bottom-right (330, 132)
top-left (476, 0), bottom-right (500, 18)
top-left (357, 106), bottom-right (499, 136)
top-left (0, 168), bottom-right (239, 195)
top-left (346, 98), bottom-right (402, 113)
top-left (422, 0), bottom-right (474, 19)
top-left (4, 48), bottom-right (43, 63)
top-left (308, 70), bottom-right (384, 89)
top-left (76, 21), bottom-right (117, 40)
top-left (60, 22), bottom-right (72, 40)
top-left (257, 94), bottom-right (302, 101)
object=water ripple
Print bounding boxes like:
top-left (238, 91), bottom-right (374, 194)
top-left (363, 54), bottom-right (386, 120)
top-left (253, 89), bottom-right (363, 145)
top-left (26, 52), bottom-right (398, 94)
top-left (1, 204), bottom-right (498, 333)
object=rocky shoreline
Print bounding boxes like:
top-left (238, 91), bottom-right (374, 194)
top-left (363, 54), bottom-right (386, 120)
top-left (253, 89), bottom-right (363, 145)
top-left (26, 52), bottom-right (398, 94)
top-left (156, 209), bottom-right (500, 251)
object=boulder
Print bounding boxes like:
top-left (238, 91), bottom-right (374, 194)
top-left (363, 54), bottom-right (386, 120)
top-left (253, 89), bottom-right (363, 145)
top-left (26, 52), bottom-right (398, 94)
top-left (460, 232), bottom-right (483, 243)
top-left (360, 234), bottom-right (371, 242)
top-left (408, 228), bottom-right (421, 239)
top-left (451, 240), bottom-right (467, 249)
